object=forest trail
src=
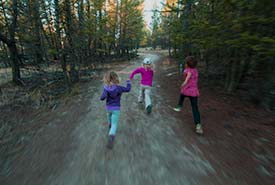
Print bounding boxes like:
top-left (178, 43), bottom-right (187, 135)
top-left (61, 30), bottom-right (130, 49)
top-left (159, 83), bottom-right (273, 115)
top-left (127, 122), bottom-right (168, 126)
top-left (1, 51), bottom-right (275, 185)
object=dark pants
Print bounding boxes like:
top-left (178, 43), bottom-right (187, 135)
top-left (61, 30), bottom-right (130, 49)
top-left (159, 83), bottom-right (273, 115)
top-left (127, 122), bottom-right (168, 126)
top-left (178, 93), bottom-right (201, 125)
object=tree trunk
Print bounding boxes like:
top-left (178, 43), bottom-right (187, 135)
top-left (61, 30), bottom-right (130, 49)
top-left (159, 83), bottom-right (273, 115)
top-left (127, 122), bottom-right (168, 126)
top-left (78, 0), bottom-right (84, 64)
top-left (9, 42), bottom-right (20, 83)
top-left (225, 58), bottom-right (246, 93)
top-left (54, 0), bottom-right (62, 55)
top-left (32, 0), bottom-right (44, 64)
top-left (64, 0), bottom-right (79, 82)
top-left (205, 53), bottom-right (209, 82)
top-left (41, 0), bottom-right (56, 54)
top-left (54, 0), bottom-right (69, 85)
top-left (0, 33), bottom-right (21, 84)
top-left (0, 0), bottom-right (21, 84)
top-left (86, 0), bottom-right (93, 60)
top-left (168, 38), bottom-right (171, 56)
top-left (1, 43), bottom-right (10, 67)
top-left (98, 9), bottom-right (103, 58)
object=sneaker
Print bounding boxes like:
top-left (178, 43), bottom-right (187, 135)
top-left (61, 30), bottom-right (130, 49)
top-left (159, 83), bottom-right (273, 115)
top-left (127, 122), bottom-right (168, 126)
top-left (107, 135), bottom-right (115, 149)
top-left (173, 106), bottom-right (182, 112)
top-left (195, 124), bottom-right (203, 135)
top-left (146, 105), bottom-right (152, 114)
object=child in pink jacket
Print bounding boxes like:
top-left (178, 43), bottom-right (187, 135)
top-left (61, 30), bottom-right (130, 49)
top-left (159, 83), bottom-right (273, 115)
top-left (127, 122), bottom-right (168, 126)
top-left (173, 56), bottom-right (203, 134)
top-left (130, 58), bottom-right (154, 114)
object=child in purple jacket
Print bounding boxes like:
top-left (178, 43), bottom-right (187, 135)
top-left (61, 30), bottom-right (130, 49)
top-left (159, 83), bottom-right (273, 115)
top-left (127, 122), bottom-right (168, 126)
top-left (130, 58), bottom-right (154, 114)
top-left (100, 71), bottom-right (131, 149)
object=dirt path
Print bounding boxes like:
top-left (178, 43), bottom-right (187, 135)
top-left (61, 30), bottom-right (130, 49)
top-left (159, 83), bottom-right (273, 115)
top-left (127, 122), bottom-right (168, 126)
top-left (1, 51), bottom-right (275, 185)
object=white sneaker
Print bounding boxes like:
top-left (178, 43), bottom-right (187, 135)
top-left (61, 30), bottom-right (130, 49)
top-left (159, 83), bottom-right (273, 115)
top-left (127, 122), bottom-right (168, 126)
top-left (195, 124), bottom-right (203, 135)
top-left (146, 105), bottom-right (152, 114)
top-left (173, 107), bottom-right (182, 112)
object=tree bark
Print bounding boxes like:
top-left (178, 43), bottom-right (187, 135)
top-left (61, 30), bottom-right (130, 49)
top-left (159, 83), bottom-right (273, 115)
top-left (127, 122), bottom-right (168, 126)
top-left (64, 0), bottom-right (79, 82)
top-left (32, 0), bottom-right (44, 64)
top-left (0, 0), bottom-right (21, 84)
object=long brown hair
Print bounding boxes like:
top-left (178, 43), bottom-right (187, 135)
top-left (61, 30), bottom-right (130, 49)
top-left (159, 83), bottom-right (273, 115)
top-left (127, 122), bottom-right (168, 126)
top-left (104, 71), bottom-right (120, 86)
top-left (185, 56), bottom-right (197, 68)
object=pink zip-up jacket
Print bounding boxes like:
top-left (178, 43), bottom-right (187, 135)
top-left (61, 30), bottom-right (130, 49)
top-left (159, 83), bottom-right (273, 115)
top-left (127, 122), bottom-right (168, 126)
top-left (130, 67), bottom-right (154, 86)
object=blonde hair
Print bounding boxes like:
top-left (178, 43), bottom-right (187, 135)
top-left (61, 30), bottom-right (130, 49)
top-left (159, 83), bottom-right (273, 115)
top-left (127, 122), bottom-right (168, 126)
top-left (104, 71), bottom-right (120, 86)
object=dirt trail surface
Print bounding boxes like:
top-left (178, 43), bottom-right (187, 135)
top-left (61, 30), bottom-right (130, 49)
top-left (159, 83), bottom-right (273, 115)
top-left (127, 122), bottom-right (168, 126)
top-left (1, 51), bottom-right (275, 185)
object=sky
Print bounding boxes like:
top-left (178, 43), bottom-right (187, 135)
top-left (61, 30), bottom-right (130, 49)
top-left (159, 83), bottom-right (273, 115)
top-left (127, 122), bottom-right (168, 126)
top-left (143, 0), bottom-right (164, 29)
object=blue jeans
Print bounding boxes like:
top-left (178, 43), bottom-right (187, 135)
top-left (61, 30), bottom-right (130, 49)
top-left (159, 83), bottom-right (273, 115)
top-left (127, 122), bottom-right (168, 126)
top-left (107, 110), bottom-right (120, 136)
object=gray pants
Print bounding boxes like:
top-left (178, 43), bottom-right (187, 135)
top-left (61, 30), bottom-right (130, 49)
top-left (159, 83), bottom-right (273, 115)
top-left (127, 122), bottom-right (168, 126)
top-left (138, 85), bottom-right (152, 109)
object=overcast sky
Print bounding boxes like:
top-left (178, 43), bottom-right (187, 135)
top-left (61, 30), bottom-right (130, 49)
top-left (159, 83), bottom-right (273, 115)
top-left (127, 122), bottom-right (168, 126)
top-left (143, 0), bottom-right (163, 28)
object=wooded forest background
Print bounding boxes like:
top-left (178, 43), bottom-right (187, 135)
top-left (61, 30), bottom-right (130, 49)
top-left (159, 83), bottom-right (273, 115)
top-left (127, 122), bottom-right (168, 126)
top-left (0, 0), bottom-right (144, 85)
top-left (151, 0), bottom-right (275, 111)
top-left (0, 0), bottom-right (275, 111)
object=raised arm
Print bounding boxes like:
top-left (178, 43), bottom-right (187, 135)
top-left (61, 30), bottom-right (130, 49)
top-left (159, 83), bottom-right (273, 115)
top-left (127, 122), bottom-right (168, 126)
top-left (129, 68), bottom-right (141, 80)
top-left (119, 80), bottom-right (131, 92)
top-left (100, 88), bottom-right (107, 100)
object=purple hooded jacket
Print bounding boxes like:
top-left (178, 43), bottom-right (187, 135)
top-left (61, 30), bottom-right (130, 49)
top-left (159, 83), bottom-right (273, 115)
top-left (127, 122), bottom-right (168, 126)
top-left (100, 80), bottom-right (131, 110)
